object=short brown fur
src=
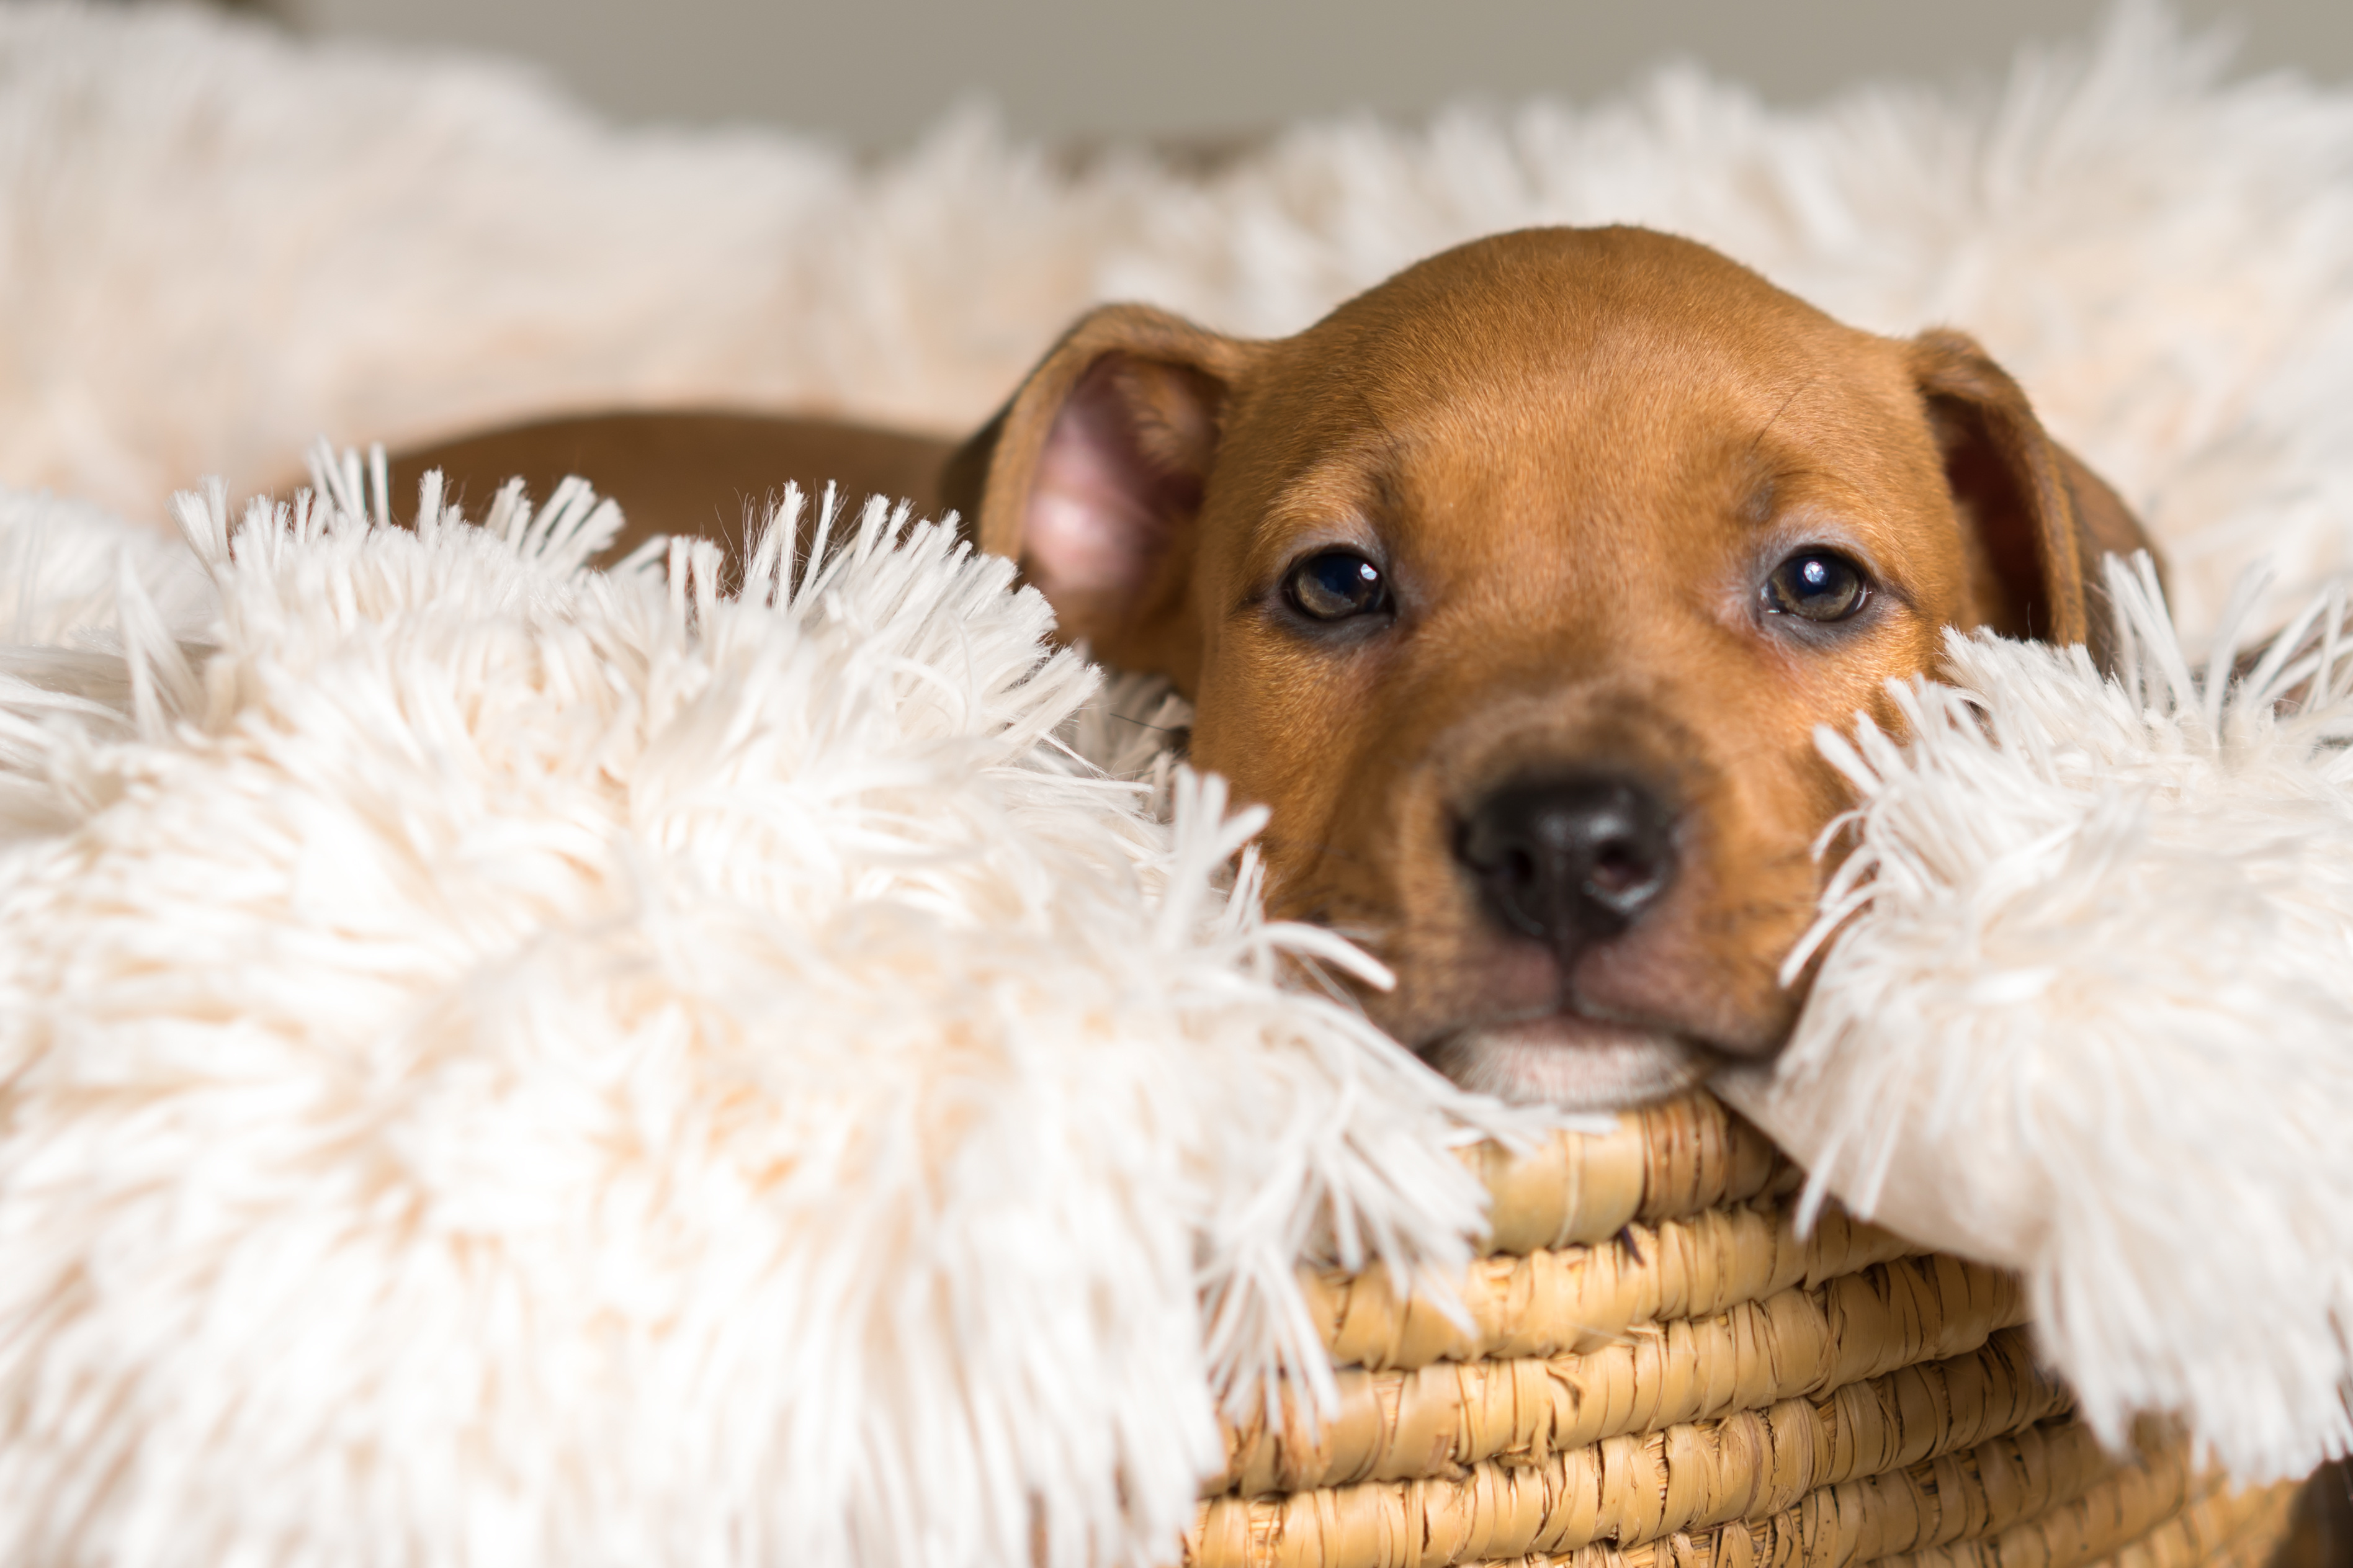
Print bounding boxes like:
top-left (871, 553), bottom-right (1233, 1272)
top-left (385, 410), bottom-right (954, 563)
top-left (393, 226), bottom-right (2156, 1111)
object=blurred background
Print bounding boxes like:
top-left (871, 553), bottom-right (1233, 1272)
top-left (247, 0), bottom-right (2348, 150)
top-left (36, 0), bottom-right (2351, 585)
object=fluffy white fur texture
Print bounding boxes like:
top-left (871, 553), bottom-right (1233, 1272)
top-left (1723, 558), bottom-right (2353, 1484)
top-left (0, 466), bottom-right (1533, 1568)
top-left (9, 2), bottom-right (2353, 641)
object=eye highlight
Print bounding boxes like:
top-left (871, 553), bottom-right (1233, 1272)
top-left (1763, 550), bottom-right (1870, 623)
top-left (1283, 549), bottom-right (1391, 622)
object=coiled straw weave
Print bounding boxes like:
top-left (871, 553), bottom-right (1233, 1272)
top-left (1189, 1095), bottom-right (2301, 1568)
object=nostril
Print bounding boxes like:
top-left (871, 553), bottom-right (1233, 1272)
top-left (1589, 843), bottom-right (1644, 895)
top-left (1454, 773), bottom-right (1678, 951)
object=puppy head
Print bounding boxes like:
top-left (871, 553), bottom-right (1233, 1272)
top-left (947, 226), bottom-right (2145, 1109)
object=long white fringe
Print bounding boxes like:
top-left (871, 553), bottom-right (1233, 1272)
top-left (0, 467), bottom-right (1535, 1568)
top-left (1725, 554), bottom-right (2353, 1483)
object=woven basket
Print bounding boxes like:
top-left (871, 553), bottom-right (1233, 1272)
top-left (1189, 1095), bottom-right (2303, 1568)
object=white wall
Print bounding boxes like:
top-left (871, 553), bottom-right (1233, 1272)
top-left (292, 0), bottom-right (2352, 151)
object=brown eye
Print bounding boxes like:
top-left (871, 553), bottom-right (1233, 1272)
top-left (1283, 549), bottom-right (1391, 621)
top-left (1764, 550), bottom-right (1869, 622)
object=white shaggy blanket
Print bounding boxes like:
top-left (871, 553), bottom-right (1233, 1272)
top-left (0, 467), bottom-right (1522, 1568)
top-left (11, 0), bottom-right (2353, 1551)
top-left (8, 2), bottom-right (2353, 643)
top-left (1726, 562), bottom-right (2353, 1484)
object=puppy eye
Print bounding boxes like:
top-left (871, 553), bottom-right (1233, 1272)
top-left (1283, 549), bottom-right (1391, 621)
top-left (1764, 550), bottom-right (1870, 622)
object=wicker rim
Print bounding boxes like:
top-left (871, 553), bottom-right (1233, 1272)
top-left (1186, 1096), bottom-right (2301, 1568)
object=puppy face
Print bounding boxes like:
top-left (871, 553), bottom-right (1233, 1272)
top-left (948, 226), bottom-right (2144, 1109)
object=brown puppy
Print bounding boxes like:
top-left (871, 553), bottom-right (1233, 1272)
top-left (395, 225), bottom-right (2151, 1111)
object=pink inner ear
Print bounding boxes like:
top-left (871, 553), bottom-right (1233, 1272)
top-left (1023, 369), bottom-right (1173, 609)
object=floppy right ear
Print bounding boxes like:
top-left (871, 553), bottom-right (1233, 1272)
top-left (939, 304), bottom-right (1257, 675)
top-left (1907, 329), bottom-right (2160, 673)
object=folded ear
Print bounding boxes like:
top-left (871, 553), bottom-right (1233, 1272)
top-left (939, 304), bottom-right (1257, 672)
top-left (1909, 329), bottom-right (2158, 670)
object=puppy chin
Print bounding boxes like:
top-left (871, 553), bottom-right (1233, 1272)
top-left (1421, 1016), bottom-right (1713, 1111)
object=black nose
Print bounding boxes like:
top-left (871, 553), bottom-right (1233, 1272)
top-left (1456, 775), bottom-right (1678, 949)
